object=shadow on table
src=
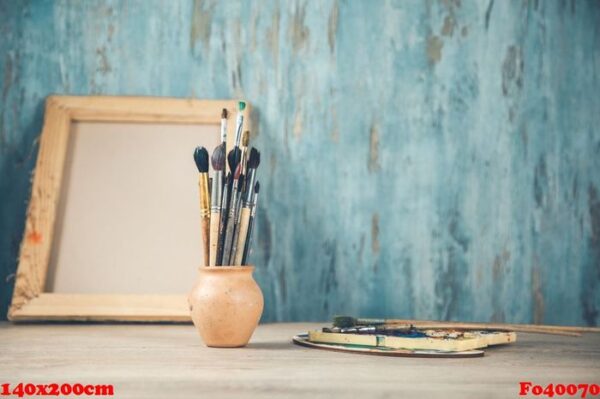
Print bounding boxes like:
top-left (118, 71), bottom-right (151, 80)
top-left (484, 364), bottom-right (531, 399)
top-left (246, 341), bottom-right (299, 350)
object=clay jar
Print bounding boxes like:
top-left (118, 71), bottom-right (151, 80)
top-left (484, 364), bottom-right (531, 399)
top-left (188, 266), bottom-right (263, 347)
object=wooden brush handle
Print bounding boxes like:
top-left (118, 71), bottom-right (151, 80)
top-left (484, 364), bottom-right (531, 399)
top-left (384, 322), bottom-right (579, 337)
top-left (233, 207), bottom-right (251, 265)
top-left (209, 213), bottom-right (220, 266)
top-left (201, 217), bottom-right (210, 267)
top-left (382, 320), bottom-right (586, 336)
top-left (198, 173), bottom-right (211, 267)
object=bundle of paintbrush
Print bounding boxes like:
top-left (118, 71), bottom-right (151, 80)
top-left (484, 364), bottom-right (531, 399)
top-left (193, 101), bottom-right (261, 266)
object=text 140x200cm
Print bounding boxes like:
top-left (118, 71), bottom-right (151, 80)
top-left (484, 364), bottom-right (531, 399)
top-left (1, 383), bottom-right (114, 397)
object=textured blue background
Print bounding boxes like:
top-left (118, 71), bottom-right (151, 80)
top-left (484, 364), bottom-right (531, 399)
top-left (1, 0), bottom-right (599, 324)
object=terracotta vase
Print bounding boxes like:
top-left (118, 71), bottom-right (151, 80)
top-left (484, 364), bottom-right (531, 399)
top-left (188, 266), bottom-right (263, 347)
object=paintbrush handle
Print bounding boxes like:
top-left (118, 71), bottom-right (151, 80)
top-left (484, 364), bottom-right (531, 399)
top-left (242, 192), bottom-right (259, 265)
top-left (230, 216), bottom-right (241, 264)
top-left (229, 192), bottom-right (245, 264)
top-left (378, 323), bottom-right (579, 337)
top-left (198, 173), bottom-right (211, 267)
top-left (209, 212), bottom-right (221, 266)
top-left (200, 216), bottom-right (210, 267)
top-left (233, 207), bottom-right (251, 265)
top-left (241, 214), bottom-right (254, 265)
top-left (379, 320), bottom-right (586, 336)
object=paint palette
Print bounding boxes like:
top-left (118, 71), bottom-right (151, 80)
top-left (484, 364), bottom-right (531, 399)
top-left (292, 334), bottom-right (485, 358)
top-left (292, 328), bottom-right (517, 358)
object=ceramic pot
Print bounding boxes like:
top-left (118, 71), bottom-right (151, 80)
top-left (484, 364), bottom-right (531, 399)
top-left (188, 266), bottom-right (263, 347)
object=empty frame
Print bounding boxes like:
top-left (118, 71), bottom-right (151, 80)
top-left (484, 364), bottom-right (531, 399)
top-left (9, 96), bottom-right (250, 321)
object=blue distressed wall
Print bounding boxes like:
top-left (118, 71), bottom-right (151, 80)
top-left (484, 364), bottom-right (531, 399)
top-left (1, 0), bottom-right (599, 325)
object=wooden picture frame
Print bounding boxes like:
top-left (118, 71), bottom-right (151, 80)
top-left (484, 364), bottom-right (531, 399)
top-left (8, 95), bottom-right (250, 322)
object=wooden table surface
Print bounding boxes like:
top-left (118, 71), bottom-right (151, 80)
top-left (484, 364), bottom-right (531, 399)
top-left (1, 322), bottom-right (599, 398)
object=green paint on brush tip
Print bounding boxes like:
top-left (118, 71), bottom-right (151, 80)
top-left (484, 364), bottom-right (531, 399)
top-left (238, 101), bottom-right (246, 111)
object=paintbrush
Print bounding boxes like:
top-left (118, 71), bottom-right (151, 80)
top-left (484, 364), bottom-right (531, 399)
top-left (332, 316), bottom-right (592, 337)
top-left (221, 149), bottom-right (241, 264)
top-left (217, 102), bottom-right (248, 265)
top-left (193, 146), bottom-right (210, 266)
top-left (228, 132), bottom-right (249, 261)
top-left (233, 149), bottom-right (260, 265)
top-left (229, 169), bottom-right (247, 264)
top-left (323, 326), bottom-right (424, 336)
top-left (209, 143), bottom-right (226, 266)
top-left (217, 172), bottom-right (231, 265)
top-left (241, 181), bottom-right (259, 265)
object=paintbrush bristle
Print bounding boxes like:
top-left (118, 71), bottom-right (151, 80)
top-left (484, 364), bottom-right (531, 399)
top-left (238, 101), bottom-right (246, 111)
top-left (247, 148), bottom-right (261, 169)
top-left (242, 130), bottom-right (249, 147)
top-left (211, 143), bottom-right (226, 171)
top-left (228, 148), bottom-right (241, 171)
top-left (193, 146), bottom-right (209, 173)
top-left (255, 181), bottom-right (260, 193)
top-left (227, 148), bottom-right (241, 175)
top-left (221, 108), bottom-right (228, 119)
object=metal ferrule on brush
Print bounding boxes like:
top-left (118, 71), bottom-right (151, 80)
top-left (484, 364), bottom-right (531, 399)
top-left (230, 187), bottom-right (242, 234)
top-left (250, 190), bottom-right (258, 216)
top-left (244, 169), bottom-right (257, 206)
top-left (229, 189), bottom-right (239, 220)
top-left (211, 172), bottom-right (223, 213)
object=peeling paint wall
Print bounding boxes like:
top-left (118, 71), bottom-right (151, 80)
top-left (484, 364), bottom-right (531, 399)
top-left (1, 0), bottom-right (599, 325)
